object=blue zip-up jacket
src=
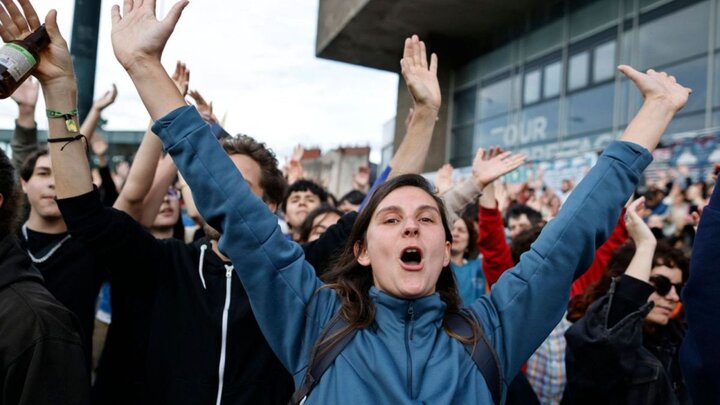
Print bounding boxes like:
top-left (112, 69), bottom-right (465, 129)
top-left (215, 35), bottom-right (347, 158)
top-left (680, 177), bottom-right (720, 404)
top-left (153, 106), bottom-right (652, 404)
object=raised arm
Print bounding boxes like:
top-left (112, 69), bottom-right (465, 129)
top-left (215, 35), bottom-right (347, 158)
top-left (111, 1), bottom-right (339, 378)
top-left (113, 62), bottom-right (188, 221)
top-left (79, 84), bottom-right (117, 143)
top-left (9, 78), bottom-right (39, 169)
top-left (469, 66), bottom-right (690, 382)
top-left (388, 35), bottom-right (440, 178)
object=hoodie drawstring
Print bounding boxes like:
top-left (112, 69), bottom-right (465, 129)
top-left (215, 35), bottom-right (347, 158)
top-left (199, 244), bottom-right (208, 289)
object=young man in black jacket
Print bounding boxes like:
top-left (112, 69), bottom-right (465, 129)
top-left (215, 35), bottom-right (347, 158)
top-left (0, 148), bottom-right (90, 404)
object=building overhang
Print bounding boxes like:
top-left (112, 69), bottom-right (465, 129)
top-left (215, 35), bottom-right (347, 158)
top-left (316, 0), bottom-right (546, 72)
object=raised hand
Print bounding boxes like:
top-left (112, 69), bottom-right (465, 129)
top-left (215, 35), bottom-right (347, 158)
top-left (171, 61), bottom-right (189, 96)
top-left (93, 84), bottom-right (118, 110)
top-left (286, 144), bottom-right (305, 185)
top-left (625, 197), bottom-right (656, 246)
top-left (435, 163), bottom-right (454, 195)
top-left (188, 89), bottom-right (218, 123)
top-left (111, 0), bottom-right (189, 71)
top-left (400, 35), bottom-right (440, 112)
top-left (0, 0), bottom-right (74, 87)
top-left (10, 77), bottom-right (39, 106)
top-left (618, 65), bottom-right (692, 113)
top-left (471, 146), bottom-right (527, 190)
top-left (352, 165), bottom-right (370, 192)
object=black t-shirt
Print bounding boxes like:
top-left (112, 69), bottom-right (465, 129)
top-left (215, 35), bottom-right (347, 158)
top-left (18, 225), bottom-right (107, 365)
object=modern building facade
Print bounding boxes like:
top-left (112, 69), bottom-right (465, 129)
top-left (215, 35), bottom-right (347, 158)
top-left (317, 0), bottom-right (720, 181)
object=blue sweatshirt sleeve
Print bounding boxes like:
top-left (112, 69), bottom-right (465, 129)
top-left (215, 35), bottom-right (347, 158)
top-left (468, 140), bottom-right (652, 383)
top-left (680, 180), bottom-right (720, 404)
top-left (152, 106), bottom-right (341, 379)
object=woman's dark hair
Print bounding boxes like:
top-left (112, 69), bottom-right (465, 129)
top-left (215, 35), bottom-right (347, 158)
top-left (339, 190), bottom-right (366, 206)
top-left (298, 204), bottom-right (343, 243)
top-left (282, 179), bottom-right (329, 212)
top-left (0, 149), bottom-right (21, 236)
top-left (510, 225), bottom-right (543, 265)
top-left (567, 241), bottom-right (689, 322)
top-left (317, 174), bottom-right (478, 356)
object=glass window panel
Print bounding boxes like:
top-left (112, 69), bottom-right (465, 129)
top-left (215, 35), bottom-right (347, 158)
top-left (593, 41), bottom-right (616, 82)
top-left (512, 100), bottom-right (560, 150)
top-left (525, 20), bottom-right (563, 60)
top-left (453, 88), bottom-right (476, 125)
top-left (712, 53), bottom-right (720, 107)
top-left (456, 60), bottom-right (481, 88)
top-left (638, 1), bottom-right (709, 69)
top-left (662, 112), bottom-right (705, 141)
top-left (479, 77), bottom-right (512, 120)
top-left (476, 115), bottom-right (511, 150)
top-left (477, 45), bottom-right (513, 79)
top-left (524, 69), bottom-right (541, 104)
top-left (544, 61), bottom-right (562, 98)
top-left (567, 82), bottom-right (615, 136)
top-left (569, 52), bottom-right (590, 90)
top-left (451, 125), bottom-right (475, 167)
top-left (570, 0), bottom-right (619, 39)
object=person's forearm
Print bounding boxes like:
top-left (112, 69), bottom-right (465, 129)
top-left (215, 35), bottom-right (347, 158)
top-left (140, 155), bottom-right (178, 227)
top-left (623, 241), bottom-right (657, 282)
top-left (127, 59), bottom-right (186, 121)
top-left (16, 102), bottom-right (36, 128)
top-left (79, 104), bottom-right (102, 141)
top-left (177, 173), bottom-right (202, 224)
top-left (44, 83), bottom-right (94, 199)
top-left (620, 100), bottom-right (675, 152)
top-left (11, 121), bottom-right (38, 169)
top-left (113, 124), bottom-right (163, 219)
top-left (388, 105), bottom-right (437, 177)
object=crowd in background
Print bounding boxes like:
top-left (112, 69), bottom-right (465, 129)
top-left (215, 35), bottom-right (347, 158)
top-left (0, 0), bottom-right (719, 404)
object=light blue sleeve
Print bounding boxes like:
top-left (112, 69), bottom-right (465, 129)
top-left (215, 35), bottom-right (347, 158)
top-left (153, 106), bottom-right (340, 379)
top-left (468, 140), bottom-right (652, 383)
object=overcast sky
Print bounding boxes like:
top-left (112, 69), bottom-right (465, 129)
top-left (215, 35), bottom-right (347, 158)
top-left (0, 0), bottom-right (399, 162)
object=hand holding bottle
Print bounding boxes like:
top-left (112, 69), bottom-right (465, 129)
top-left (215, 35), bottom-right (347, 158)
top-left (0, 0), bottom-right (73, 94)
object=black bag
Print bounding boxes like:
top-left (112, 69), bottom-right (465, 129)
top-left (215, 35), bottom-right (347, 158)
top-left (289, 308), bottom-right (504, 405)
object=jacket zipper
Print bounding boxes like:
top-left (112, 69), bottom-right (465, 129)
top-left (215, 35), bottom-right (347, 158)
top-left (405, 303), bottom-right (415, 397)
top-left (215, 265), bottom-right (234, 405)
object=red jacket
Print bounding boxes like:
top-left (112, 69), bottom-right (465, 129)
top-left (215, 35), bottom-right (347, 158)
top-left (478, 204), bottom-right (627, 296)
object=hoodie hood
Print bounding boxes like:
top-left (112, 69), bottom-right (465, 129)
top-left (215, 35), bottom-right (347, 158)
top-left (0, 234), bottom-right (44, 290)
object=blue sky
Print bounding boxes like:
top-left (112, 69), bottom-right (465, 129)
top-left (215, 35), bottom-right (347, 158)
top-left (0, 0), bottom-right (399, 162)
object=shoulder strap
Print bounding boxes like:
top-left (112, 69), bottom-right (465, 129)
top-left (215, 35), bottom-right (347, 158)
top-left (448, 308), bottom-right (504, 405)
top-left (290, 312), bottom-right (357, 405)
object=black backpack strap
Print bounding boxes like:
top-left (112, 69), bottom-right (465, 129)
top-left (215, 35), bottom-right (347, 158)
top-left (290, 312), bottom-right (357, 405)
top-left (448, 309), bottom-right (504, 405)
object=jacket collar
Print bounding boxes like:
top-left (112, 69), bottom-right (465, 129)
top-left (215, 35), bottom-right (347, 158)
top-left (369, 286), bottom-right (446, 327)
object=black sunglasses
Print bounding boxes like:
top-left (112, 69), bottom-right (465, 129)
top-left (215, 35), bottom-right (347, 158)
top-left (649, 275), bottom-right (683, 297)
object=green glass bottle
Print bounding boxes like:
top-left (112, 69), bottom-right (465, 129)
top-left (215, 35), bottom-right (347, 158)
top-left (0, 25), bottom-right (50, 99)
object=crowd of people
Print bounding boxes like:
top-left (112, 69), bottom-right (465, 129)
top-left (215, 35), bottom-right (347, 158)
top-left (0, 0), bottom-right (719, 404)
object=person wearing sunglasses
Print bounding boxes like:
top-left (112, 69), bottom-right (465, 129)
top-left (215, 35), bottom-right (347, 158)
top-left (563, 197), bottom-right (690, 405)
